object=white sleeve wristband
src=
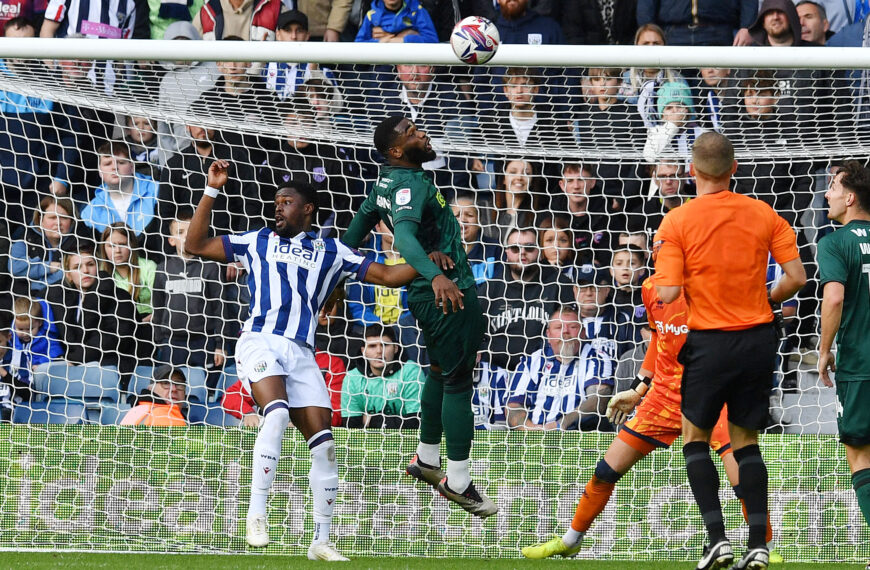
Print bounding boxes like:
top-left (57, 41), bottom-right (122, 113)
top-left (204, 185), bottom-right (220, 199)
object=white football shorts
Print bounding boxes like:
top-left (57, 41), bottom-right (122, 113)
top-left (236, 332), bottom-right (330, 409)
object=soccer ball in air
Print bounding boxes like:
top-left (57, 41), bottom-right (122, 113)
top-left (450, 16), bottom-right (500, 65)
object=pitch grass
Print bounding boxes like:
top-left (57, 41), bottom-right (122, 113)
top-left (1, 553), bottom-right (862, 569)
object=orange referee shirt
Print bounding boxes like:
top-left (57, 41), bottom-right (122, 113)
top-left (654, 190), bottom-right (799, 331)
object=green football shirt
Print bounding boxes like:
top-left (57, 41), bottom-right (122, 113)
top-left (355, 165), bottom-right (475, 301)
top-left (818, 220), bottom-right (870, 382)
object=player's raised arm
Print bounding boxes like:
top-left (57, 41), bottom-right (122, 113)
top-left (185, 160), bottom-right (231, 263)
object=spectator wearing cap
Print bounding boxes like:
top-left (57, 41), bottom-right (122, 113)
top-left (261, 10), bottom-right (339, 101)
top-left (636, 0), bottom-right (757, 46)
top-left (157, 22), bottom-right (220, 164)
top-left (479, 227), bottom-right (564, 370)
top-left (640, 80), bottom-right (705, 164)
top-left (568, 264), bottom-right (638, 360)
top-left (252, 0), bottom-right (353, 42)
top-left (121, 365), bottom-right (188, 426)
top-left (147, 0), bottom-right (207, 39)
top-left (355, 0), bottom-right (437, 43)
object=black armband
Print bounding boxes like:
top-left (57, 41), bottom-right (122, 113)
top-left (630, 373), bottom-right (652, 396)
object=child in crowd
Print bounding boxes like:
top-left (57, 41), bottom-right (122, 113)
top-left (152, 210), bottom-right (227, 369)
top-left (9, 296), bottom-right (64, 402)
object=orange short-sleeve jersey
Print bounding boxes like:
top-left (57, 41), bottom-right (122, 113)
top-left (653, 190), bottom-right (799, 331)
top-left (641, 276), bottom-right (688, 401)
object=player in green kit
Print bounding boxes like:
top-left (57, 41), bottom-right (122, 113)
top-left (817, 160), bottom-right (870, 563)
top-left (342, 115), bottom-right (496, 518)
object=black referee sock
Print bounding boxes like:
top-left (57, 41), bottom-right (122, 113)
top-left (733, 444), bottom-right (768, 549)
top-left (683, 441), bottom-right (726, 544)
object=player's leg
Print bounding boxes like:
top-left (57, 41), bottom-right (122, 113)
top-left (522, 397), bottom-right (677, 559)
top-left (837, 380), bottom-right (870, 527)
top-left (246, 375), bottom-right (290, 547)
top-left (724, 324), bottom-right (778, 569)
top-left (283, 341), bottom-right (348, 561)
top-left (290, 405), bottom-right (347, 561)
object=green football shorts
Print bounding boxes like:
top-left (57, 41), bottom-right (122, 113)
top-left (408, 286), bottom-right (486, 385)
top-left (836, 380), bottom-right (870, 447)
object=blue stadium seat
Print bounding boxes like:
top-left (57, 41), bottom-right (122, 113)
top-left (130, 366), bottom-right (155, 398)
top-left (32, 363), bottom-right (120, 403)
top-left (204, 402), bottom-right (241, 427)
top-left (213, 363), bottom-right (238, 403)
top-left (181, 367), bottom-right (208, 425)
top-left (12, 400), bottom-right (85, 424)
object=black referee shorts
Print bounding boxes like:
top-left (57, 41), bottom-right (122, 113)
top-left (679, 323), bottom-right (777, 431)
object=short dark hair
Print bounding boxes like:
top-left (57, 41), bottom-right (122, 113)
top-left (373, 115), bottom-right (406, 156)
top-left (796, 0), bottom-right (827, 21)
top-left (277, 179), bottom-right (319, 213)
top-left (175, 206), bottom-right (194, 222)
top-left (5, 16), bottom-right (35, 34)
top-left (839, 160), bottom-right (870, 213)
top-left (363, 323), bottom-right (398, 344)
top-left (97, 140), bottom-right (131, 159)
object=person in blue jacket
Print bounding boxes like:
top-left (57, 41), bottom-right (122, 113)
top-left (9, 296), bottom-right (64, 403)
top-left (80, 140), bottom-right (164, 257)
top-left (355, 0), bottom-right (438, 43)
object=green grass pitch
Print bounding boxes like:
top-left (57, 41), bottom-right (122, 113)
top-left (1, 553), bottom-right (863, 569)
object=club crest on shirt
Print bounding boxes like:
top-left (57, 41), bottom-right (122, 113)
top-left (386, 382), bottom-right (399, 397)
top-left (396, 188), bottom-right (412, 205)
top-left (254, 361), bottom-right (268, 373)
top-left (267, 241), bottom-right (320, 270)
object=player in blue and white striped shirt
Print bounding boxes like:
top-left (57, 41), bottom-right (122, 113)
top-left (186, 160), bottom-right (431, 561)
top-left (507, 306), bottom-right (614, 430)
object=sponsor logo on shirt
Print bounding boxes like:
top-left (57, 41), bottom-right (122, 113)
top-left (396, 188), bottom-right (411, 205)
top-left (267, 241), bottom-right (320, 270)
top-left (376, 195), bottom-right (392, 210)
top-left (655, 320), bottom-right (689, 335)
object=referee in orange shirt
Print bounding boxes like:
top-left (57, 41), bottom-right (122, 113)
top-left (654, 133), bottom-right (806, 570)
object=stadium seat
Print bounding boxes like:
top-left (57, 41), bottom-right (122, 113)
top-left (130, 366), bottom-right (155, 398)
top-left (204, 402), bottom-right (241, 427)
top-left (182, 367), bottom-right (208, 424)
top-left (213, 363), bottom-right (238, 403)
top-left (32, 363), bottom-right (120, 403)
top-left (12, 400), bottom-right (85, 424)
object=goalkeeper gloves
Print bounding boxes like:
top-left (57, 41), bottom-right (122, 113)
top-left (605, 374), bottom-right (651, 426)
top-left (768, 292), bottom-right (786, 341)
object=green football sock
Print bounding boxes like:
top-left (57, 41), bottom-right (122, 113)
top-left (852, 468), bottom-right (870, 526)
top-left (442, 387), bottom-right (473, 461)
top-left (419, 372), bottom-right (444, 446)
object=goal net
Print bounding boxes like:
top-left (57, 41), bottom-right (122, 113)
top-left (0, 39), bottom-right (866, 562)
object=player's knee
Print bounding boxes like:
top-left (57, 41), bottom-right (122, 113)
top-left (308, 430), bottom-right (337, 471)
top-left (594, 459), bottom-right (624, 484)
top-left (262, 400), bottom-right (290, 433)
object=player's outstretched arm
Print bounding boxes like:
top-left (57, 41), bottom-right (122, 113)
top-left (818, 281), bottom-right (844, 387)
top-left (185, 160), bottom-right (231, 263)
top-left (364, 251), bottom-right (455, 288)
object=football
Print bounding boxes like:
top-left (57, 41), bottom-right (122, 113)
top-left (450, 16), bottom-right (500, 65)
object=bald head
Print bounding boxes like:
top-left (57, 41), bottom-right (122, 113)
top-left (692, 132), bottom-right (735, 179)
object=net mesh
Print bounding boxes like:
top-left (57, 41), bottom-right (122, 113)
top-left (0, 52), bottom-right (866, 561)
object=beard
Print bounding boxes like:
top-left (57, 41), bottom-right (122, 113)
top-left (500, 0), bottom-right (527, 20)
top-left (558, 340), bottom-right (580, 360)
top-left (404, 145), bottom-right (437, 165)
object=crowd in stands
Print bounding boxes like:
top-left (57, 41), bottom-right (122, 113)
top-left (0, 0), bottom-right (867, 429)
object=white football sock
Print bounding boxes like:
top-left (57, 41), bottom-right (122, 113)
top-left (562, 528), bottom-right (585, 547)
top-left (416, 442), bottom-right (441, 467)
top-left (309, 429), bottom-right (338, 545)
top-left (247, 400), bottom-right (289, 519)
top-left (446, 458), bottom-right (471, 493)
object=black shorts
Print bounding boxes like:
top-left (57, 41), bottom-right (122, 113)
top-left (679, 323), bottom-right (777, 431)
